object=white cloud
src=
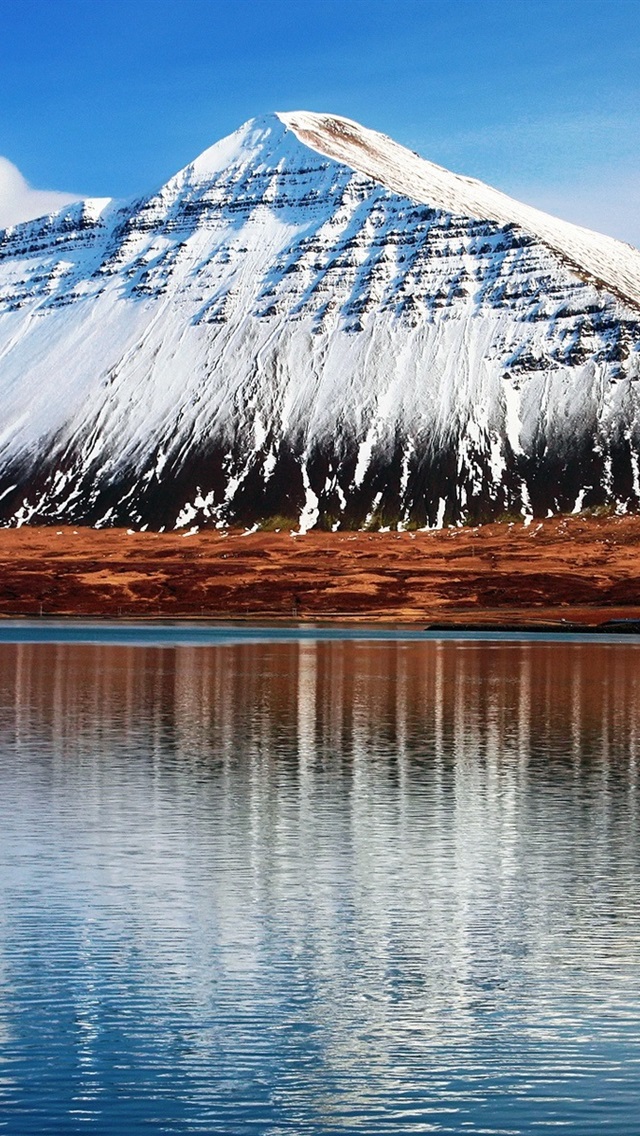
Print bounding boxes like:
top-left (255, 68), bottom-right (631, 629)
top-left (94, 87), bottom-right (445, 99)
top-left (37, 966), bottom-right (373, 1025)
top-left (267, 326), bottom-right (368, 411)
top-left (0, 157), bottom-right (80, 228)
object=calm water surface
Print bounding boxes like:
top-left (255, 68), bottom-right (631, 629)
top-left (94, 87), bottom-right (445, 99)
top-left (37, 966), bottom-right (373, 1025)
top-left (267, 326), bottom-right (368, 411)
top-left (0, 635), bottom-right (639, 1134)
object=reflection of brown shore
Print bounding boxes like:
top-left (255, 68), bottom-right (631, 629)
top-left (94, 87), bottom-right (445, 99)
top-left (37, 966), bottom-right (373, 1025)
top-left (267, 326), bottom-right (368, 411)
top-left (1, 515), bottom-right (640, 624)
top-left (2, 639), bottom-right (639, 781)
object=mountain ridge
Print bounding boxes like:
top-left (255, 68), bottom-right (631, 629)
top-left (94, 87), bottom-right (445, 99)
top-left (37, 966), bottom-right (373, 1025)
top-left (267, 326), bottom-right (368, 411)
top-left (279, 111), bottom-right (640, 309)
top-left (4, 111), bottom-right (639, 307)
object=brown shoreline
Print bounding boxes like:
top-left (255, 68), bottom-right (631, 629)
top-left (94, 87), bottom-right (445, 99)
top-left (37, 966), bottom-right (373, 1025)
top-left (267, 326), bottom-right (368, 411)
top-left (1, 515), bottom-right (640, 625)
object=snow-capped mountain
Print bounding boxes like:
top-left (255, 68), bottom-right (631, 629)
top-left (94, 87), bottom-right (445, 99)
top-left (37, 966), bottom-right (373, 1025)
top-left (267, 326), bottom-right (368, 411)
top-left (1, 111), bottom-right (639, 531)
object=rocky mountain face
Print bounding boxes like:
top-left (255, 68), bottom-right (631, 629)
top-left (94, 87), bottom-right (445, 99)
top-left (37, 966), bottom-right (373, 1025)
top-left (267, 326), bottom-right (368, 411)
top-left (0, 111), bottom-right (639, 531)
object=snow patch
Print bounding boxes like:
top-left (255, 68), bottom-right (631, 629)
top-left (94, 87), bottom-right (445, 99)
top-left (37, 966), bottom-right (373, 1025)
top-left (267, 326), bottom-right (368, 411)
top-left (298, 463), bottom-right (319, 533)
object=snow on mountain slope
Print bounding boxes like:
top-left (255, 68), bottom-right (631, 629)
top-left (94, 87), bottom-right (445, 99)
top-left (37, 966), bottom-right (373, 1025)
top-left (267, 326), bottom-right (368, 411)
top-left (0, 111), bottom-right (639, 531)
top-left (281, 112), bottom-right (640, 311)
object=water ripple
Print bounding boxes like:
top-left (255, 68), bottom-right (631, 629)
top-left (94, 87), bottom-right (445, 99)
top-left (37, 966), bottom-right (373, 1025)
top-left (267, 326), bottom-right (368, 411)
top-left (0, 639), bottom-right (639, 1133)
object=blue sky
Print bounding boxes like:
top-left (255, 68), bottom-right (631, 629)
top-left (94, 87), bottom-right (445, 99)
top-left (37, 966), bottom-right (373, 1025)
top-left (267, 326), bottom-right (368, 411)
top-left (0, 0), bottom-right (639, 243)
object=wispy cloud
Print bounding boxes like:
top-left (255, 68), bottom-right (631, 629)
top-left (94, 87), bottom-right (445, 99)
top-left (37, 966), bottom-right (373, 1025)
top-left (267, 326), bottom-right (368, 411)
top-left (512, 176), bottom-right (640, 251)
top-left (429, 112), bottom-right (639, 164)
top-left (0, 157), bottom-right (80, 228)
top-left (408, 111), bottom-right (640, 248)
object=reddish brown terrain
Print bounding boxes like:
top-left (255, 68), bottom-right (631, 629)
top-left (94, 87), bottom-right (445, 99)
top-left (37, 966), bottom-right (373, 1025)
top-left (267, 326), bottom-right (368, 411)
top-left (0, 515), bottom-right (640, 625)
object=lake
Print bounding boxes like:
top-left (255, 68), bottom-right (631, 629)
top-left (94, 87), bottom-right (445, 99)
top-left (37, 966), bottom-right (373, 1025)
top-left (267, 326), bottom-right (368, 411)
top-left (0, 630), bottom-right (639, 1134)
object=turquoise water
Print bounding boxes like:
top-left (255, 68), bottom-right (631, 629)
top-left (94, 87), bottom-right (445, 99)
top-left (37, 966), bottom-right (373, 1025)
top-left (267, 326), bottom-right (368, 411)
top-left (0, 634), bottom-right (639, 1133)
top-left (0, 618), bottom-right (638, 646)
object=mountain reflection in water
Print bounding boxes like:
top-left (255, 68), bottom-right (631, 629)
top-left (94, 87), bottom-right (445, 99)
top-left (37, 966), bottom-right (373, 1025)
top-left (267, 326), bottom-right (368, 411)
top-left (0, 638), bottom-right (639, 1135)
